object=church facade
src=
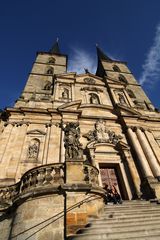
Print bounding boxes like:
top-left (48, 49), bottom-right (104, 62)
top-left (1, 42), bottom-right (160, 239)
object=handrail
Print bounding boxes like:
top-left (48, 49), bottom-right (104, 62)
top-left (10, 193), bottom-right (103, 240)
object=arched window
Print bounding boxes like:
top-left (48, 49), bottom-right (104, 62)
top-left (126, 89), bottom-right (136, 98)
top-left (44, 81), bottom-right (52, 90)
top-left (28, 139), bottom-right (40, 160)
top-left (46, 67), bottom-right (54, 75)
top-left (89, 93), bottom-right (100, 104)
top-left (62, 88), bottom-right (69, 99)
top-left (113, 65), bottom-right (120, 72)
top-left (119, 74), bottom-right (127, 84)
top-left (48, 57), bottom-right (55, 64)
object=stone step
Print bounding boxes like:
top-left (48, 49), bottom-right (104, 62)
top-left (68, 233), bottom-right (160, 240)
top-left (67, 201), bottom-right (160, 240)
top-left (92, 212), bottom-right (160, 220)
top-left (89, 215), bottom-right (160, 224)
top-left (77, 221), bottom-right (160, 234)
top-left (102, 207), bottom-right (160, 214)
top-left (121, 200), bottom-right (152, 205)
top-left (104, 204), bottom-right (158, 210)
top-left (67, 228), bottom-right (160, 240)
top-left (85, 219), bottom-right (160, 228)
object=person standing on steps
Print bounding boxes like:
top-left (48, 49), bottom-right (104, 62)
top-left (110, 185), bottom-right (123, 204)
top-left (103, 183), bottom-right (110, 204)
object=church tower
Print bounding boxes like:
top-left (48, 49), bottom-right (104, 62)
top-left (1, 42), bottom-right (160, 239)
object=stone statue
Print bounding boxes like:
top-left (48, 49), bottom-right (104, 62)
top-left (28, 140), bottom-right (39, 159)
top-left (60, 122), bottom-right (83, 160)
top-left (90, 93), bottom-right (100, 104)
top-left (62, 88), bottom-right (69, 99)
top-left (118, 93), bottom-right (127, 105)
top-left (95, 119), bottom-right (109, 142)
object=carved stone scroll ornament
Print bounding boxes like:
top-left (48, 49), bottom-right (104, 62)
top-left (84, 77), bottom-right (96, 85)
top-left (59, 122), bottom-right (83, 160)
top-left (83, 119), bottom-right (122, 145)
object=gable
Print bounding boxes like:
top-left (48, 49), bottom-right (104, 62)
top-left (27, 129), bottom-right (46, 135)
top-left (116, 104), bottom-right (141, 117)
top-left (76, 73), bottom-right (105, 85)
top-left (57, 100), bottom-right (82, 111)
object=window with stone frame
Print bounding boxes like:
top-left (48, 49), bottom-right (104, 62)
top-left (44, 80), bottom-right (52, 90)
top-left (118, 74), bottom-right (127, 84)
top-left (113, 65), bottom-right (121, 72)
top-left (48, 57), bottom-right (55, 64)
top-left (46, 67), bottom-right (54, 75)
top-left (126, 89), bottom-right (136, 98)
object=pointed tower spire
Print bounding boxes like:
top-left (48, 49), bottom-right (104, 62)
top-left (96, 44), bottom-right (113, 62)
top-left (49, 38), bottom-right (61, 54)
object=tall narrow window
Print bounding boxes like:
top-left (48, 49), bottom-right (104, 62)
top-left (48, 57), bottom-right (55, 64)
top-left (119, 74), bottom-right (127, 84)
top-left (89, 93), bottom-right (100, 104)
top-left (113, 65), bottom-right (120, 72)
top-left (44, 81), bottom-right (52, 90)
top-left (46, 67), bottom-right (54, 75)
top-left (126, 89), bottom-right (136, 98)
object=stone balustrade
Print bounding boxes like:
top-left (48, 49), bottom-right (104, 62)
top-left (0, 163), bottom-right (64, 207)
top-left (0, 163), bottom-right (100, 208)
top-left (83, 164), bottom-right (99, 186)
top-left (20, 163), bottom-right (64, 193)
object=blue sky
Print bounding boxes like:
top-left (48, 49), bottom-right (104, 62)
top-left (0, 0), bottom-right (160, 109)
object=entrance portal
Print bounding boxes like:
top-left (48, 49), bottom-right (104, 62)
top-left (100, 166), bottom-right (125, 199)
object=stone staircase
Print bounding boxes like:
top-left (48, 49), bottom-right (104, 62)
top-left (67, 200), bottom-right (160, 240)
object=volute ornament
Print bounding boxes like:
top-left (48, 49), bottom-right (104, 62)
top-left (84, 78), bottom-right (96, 85)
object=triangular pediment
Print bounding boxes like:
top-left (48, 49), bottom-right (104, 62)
top-left (117, 104), bottom-right (141, 116)
top-left (76, 73), bottom-right (105, 84)
top-left (56, 72), bottom-right (76, 79)
top-left (57, 100), bottom-right (82, 111)
top-left (27, 129), bottom-right (46, 135)
top-left (117, 141), bottom-right (129, 150)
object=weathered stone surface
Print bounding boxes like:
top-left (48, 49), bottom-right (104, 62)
top-left (1, 43), bottom-right (160, 239)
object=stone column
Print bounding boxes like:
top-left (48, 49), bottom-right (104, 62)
top-left (136, 128), bottom-right (160, 178)
top-left (122, 148), bottom-right (141, 198)
top-left (145, 130), bottom-right (160, 165)
top-left (127, 127), bottom-right (153, 178)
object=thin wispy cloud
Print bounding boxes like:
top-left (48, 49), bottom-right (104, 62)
top-left (68, 48), bottom-right (97, 74)
top-left (139, 23), bottom-right (160, 85)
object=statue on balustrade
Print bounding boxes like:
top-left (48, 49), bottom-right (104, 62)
top-left (60, 122), bottom-right (83, 160)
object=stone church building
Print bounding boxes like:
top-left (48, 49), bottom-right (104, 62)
top-left (1, 42), bottom-right (160, 239)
